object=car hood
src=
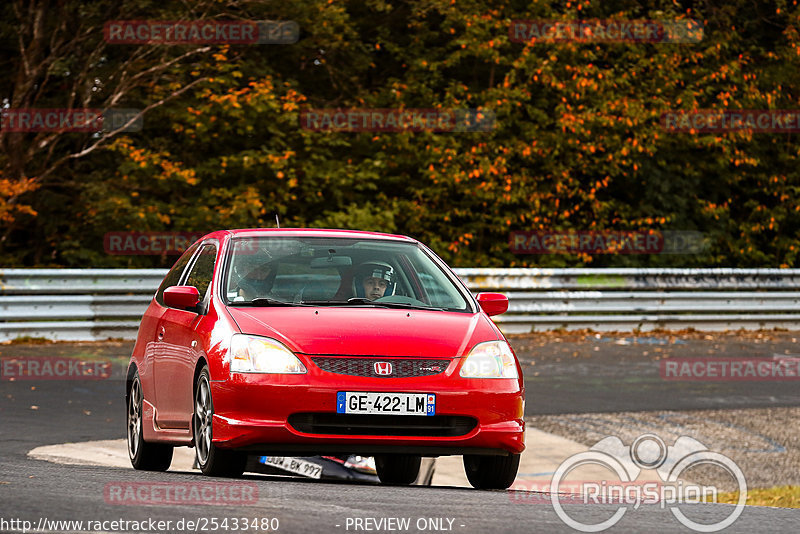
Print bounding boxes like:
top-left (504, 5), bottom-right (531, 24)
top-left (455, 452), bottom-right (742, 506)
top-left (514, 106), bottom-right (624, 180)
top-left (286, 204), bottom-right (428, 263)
top-left (225, 306), bottom-right (500, 357)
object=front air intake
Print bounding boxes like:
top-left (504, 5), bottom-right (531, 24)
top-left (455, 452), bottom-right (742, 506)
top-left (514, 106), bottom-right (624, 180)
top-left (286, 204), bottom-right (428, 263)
top-left (288, 413), bottom-right (477, 437)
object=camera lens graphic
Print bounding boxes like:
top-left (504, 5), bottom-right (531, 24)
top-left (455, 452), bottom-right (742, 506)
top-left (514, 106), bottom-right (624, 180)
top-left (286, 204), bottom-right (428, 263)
top-left (630, 433), bottom-right (667, 469)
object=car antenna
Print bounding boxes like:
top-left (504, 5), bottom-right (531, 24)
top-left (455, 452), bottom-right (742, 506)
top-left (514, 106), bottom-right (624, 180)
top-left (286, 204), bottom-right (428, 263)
top-left (275, 214), bottom-right (280, 228)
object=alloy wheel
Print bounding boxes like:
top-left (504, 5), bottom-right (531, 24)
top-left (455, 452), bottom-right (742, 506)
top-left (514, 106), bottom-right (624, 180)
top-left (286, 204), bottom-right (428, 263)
top-left (127, 377), bottom-right (142, 459)
top-left (194, 373), bottom-right (213, 465)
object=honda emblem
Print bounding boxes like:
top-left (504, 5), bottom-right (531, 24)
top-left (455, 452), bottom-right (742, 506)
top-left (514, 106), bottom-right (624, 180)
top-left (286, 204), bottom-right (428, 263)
top-left (374, 362), bottom-right (393, 376)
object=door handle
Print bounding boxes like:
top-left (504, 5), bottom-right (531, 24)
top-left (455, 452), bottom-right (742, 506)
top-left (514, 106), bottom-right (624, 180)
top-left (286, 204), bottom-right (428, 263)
top-left (158, 326), bottom-right (165, 340)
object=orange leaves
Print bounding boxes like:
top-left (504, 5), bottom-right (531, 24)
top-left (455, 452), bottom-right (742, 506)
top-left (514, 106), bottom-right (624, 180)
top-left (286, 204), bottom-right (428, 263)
top-left (110, 138), bottom-right (197, 185)
top-left (0, 176), bottom-right (39, 223)
top-left (158, 160), bottom-right (198, 185)
top-left (282, 100), bottom-right (299, 112)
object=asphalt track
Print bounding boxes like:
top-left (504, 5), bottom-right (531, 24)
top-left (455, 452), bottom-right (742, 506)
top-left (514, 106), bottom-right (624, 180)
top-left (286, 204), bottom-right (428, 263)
top-left (513, 332), bottom-right (800, 414)
top-left (1, 336), bottom-right (799, 533)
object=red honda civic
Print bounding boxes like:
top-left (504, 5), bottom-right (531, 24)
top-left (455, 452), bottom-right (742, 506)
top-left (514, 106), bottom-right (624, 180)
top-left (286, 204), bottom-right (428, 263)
top-left (126, 229), bottom-right (525, 489)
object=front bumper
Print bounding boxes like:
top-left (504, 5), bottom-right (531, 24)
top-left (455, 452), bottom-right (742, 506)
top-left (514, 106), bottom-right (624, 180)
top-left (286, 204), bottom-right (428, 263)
top-left (210, 367), bottom-right (525, 456)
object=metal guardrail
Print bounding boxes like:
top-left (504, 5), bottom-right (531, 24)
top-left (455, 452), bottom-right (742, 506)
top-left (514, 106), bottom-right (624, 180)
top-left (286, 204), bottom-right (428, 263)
top-left (457, 268), bottom-right (800, 333)
top-left (455, 268), bottom-right (800, 290)
top-left (2, 268), bottom-right (799, 341)
top-left (0, 269), bottom-right (167, 294)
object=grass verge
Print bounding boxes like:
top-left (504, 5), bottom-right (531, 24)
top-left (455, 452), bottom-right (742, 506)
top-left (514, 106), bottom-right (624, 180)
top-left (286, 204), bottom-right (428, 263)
top-left (709, 486), bottom-right (800, 509)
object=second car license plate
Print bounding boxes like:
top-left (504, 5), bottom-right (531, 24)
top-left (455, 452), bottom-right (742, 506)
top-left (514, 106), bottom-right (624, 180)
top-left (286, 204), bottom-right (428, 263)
top-left (259, 456), bottom-right (323, 479)
top-left (337, 392), bottom-right (435, 416)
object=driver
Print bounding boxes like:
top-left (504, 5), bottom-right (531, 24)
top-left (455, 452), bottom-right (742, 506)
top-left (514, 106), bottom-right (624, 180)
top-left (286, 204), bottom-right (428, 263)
top-left (356, 261), bottom-right (395, 300)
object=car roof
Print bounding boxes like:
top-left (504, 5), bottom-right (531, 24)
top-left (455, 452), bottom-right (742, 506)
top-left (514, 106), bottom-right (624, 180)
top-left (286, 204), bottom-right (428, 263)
top-left (198, 228), bottom-right (420, 244)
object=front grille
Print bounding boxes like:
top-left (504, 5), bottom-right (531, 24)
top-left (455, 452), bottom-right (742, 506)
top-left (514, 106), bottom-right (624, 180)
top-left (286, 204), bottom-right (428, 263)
top-left (311, 357), bottom-right (451, 378)
top-left (289, 413), bottom-right (477, 437)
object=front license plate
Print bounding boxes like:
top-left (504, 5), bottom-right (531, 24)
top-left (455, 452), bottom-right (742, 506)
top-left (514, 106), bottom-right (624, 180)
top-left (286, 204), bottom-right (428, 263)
top-left (259, 456), bottom-right (323, 479)
top-left (336, 392), bottom-right (435, 416)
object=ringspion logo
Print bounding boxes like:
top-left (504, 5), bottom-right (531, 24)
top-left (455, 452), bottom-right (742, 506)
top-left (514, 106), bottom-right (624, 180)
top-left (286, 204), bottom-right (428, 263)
top-left (547, 434), bottom-right (746, 532)
top-left (510, 480), bottom-right (667, 505)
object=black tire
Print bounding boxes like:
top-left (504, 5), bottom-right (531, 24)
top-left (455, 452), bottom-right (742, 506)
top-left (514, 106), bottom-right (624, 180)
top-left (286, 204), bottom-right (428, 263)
top-left (193, 367), bottom-right (246, 477)
top-left (375, 454), bottom-right (421, 485)
top-left (127, 372), bottom-right (173, 471)
top-left (463, 453), bottom-right (520, 489)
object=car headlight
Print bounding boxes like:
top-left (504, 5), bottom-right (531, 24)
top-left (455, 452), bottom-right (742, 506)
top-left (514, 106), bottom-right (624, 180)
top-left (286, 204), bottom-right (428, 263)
top-left (230, 334), bottom-right (307, 374)
top-left (459, 341), bottom-right (519, 379)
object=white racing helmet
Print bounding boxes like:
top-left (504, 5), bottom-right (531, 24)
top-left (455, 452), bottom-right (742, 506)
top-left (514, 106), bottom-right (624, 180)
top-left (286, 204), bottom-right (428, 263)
top-left (356, 261), bottom-right (396, 297)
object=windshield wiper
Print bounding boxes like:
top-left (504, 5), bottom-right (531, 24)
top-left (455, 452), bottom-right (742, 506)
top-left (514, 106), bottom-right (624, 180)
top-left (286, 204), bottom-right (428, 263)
top-left (230, 297), bottom-right (304, 307)
top-left (343, 298), bottom-right (445, 311)
top-left (345, 297), bottom-right (381, 305)
top-left (287, 298), bottom-right (446, 311)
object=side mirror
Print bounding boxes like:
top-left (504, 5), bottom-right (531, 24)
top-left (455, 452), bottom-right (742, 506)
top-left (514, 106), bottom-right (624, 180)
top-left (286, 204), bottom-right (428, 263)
top-left (163, 286), bottom-right (201, 311)
top-left (477, 292), bottom-right (509, 317)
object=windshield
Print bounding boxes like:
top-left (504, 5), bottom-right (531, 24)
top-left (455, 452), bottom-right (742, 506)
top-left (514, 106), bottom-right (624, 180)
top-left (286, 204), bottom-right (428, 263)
top-left (223, 236), bottom-right (471, 312)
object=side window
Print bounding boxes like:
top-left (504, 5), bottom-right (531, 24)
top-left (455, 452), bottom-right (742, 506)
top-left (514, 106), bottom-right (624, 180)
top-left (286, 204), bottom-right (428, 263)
top-left (155, 242), bottom-right (200, 305)
top-left (184, 243), bottom-right (218, 301)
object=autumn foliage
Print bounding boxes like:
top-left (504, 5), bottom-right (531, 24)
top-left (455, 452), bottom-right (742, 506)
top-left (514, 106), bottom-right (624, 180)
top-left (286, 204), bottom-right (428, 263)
top-left (1, 0), bottom-right (799, 267)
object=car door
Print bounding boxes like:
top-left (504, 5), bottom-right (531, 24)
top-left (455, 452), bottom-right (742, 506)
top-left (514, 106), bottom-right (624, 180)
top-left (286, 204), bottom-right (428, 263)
top-left (154, 241), bottom-right (217, 429)
top-left (142, 243), bottom-right (200, 418)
